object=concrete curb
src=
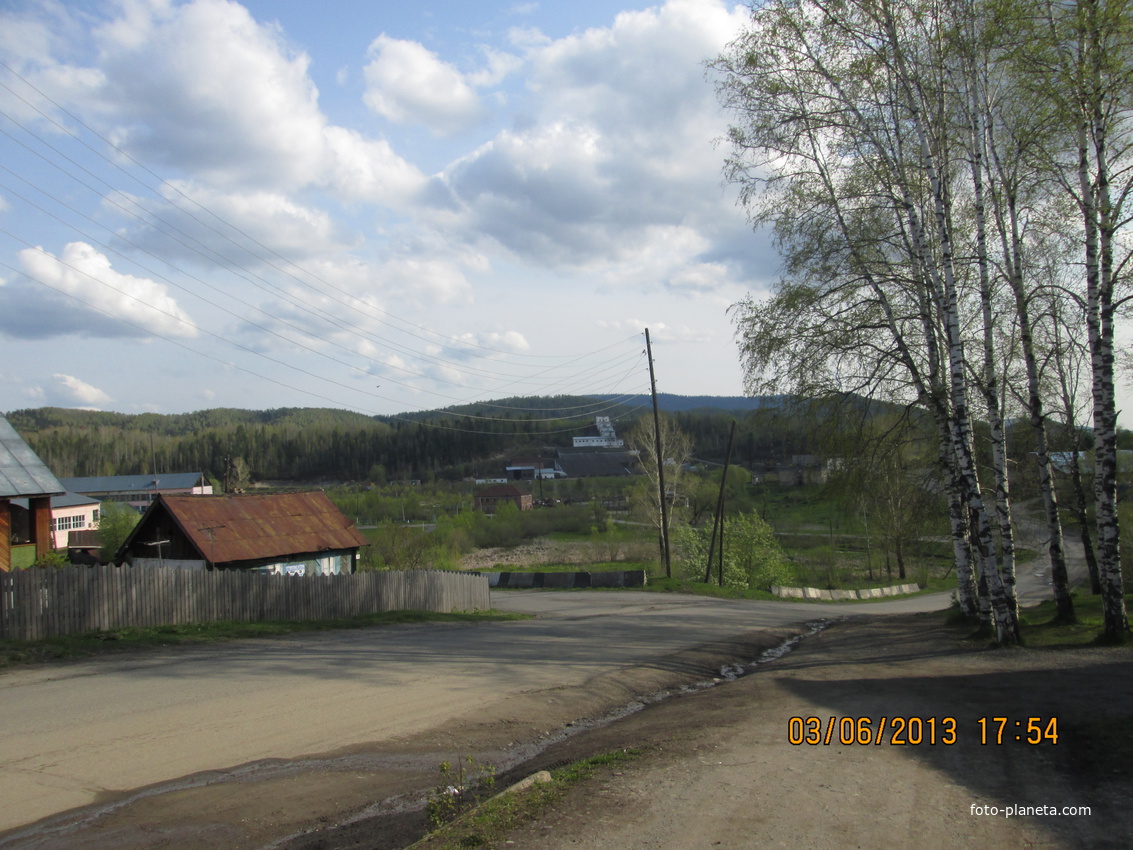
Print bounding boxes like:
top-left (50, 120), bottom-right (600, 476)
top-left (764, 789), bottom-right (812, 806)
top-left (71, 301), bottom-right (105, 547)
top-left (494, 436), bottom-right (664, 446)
top-left (494, 770), bottom-right (552, 799)
top-left (770, 582), bottom-right (920, 601)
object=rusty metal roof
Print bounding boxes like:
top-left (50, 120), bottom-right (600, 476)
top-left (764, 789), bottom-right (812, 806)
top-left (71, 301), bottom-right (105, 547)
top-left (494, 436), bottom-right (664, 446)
top-left (148, 492), bottom-right (366, 565)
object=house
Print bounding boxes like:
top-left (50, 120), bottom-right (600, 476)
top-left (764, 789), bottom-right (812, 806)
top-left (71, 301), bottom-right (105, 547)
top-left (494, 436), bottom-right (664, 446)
top-left (117, 491), bottom-right (367, 574)
top-left (0, 415), bottom-right (65, 570)
top-left (60, 472), bottom-right (212, 509)
top-left (474, 484), bottom-right (533, 513)
top-left (48, 492), bottom-right (102, 549)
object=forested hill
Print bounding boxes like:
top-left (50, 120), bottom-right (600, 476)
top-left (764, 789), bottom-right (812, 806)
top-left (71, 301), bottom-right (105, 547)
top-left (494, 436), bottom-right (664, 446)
top-left (595, 393), bottom-right (780, 413)
top-left (6, 406), bottom-right (379, 435)
top-left (3, 396), bottom-right (796, 483)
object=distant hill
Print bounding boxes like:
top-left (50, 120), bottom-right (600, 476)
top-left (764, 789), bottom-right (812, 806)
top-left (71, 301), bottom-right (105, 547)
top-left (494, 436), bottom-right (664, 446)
top-left (593, 394), bottom-right (781, 414)
top-left (6, 406), bottom-right (380, 436)
top-left (3, 395), bottom-right (796, 483)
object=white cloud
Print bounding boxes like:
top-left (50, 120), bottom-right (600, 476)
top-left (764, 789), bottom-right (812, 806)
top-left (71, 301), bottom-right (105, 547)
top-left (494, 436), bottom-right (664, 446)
top-left (119, 182), bottom-right (354, 265)
top-left (16, 242), bottom-right (197, 339)
top-left (22, 0), bottom-right (426, 202)
top-left (363, 35), bottom-right (486, 135)
top-left (92, 0), bottom-right (327, 188)
top-left (53, 373), bottom-right (112, 406)
top-left (432, 0), bottom-right (753, 290)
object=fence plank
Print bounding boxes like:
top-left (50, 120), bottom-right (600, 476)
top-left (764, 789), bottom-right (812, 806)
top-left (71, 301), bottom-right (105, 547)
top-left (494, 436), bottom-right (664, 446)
top-left (0, 567), bottom-right (489, 640)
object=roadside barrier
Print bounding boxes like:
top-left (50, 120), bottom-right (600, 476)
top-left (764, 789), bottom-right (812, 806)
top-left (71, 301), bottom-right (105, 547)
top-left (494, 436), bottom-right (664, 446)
top-left (770, 583), bottom-right (920, 600)
top-left (483, 570), bottom-right (647, 589)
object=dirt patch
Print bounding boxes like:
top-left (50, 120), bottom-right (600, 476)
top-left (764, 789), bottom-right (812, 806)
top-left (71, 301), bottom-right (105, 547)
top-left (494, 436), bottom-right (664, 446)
top-left (457, 537), bottom-right (654, 572)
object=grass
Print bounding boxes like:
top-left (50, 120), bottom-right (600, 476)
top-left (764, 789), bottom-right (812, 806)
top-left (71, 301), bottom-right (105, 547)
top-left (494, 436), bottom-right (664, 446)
top-left (0, 610), bottom-right (531, 670)
top-left (410, 748), bottom-right (643, 850)
top-left (1015, 592), bottom-right (1133, 648)
top-left (485, 560), bottom-right (653, 574)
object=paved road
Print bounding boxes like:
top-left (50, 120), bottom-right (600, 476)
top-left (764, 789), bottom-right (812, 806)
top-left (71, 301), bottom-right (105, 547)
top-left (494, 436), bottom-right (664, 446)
top-left (0, 589), bottom-right (952, 836)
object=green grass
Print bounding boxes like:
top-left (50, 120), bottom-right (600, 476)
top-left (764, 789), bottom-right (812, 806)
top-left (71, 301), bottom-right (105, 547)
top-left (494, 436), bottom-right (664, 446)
top-left (485, 560), bottom-right (652, 574)
top-left (0, 610), bottom-right (531, 670)
top-left (411, 749), bottom-right (643, 850)
top-left (1015, 592), bottom-right (1133, 648)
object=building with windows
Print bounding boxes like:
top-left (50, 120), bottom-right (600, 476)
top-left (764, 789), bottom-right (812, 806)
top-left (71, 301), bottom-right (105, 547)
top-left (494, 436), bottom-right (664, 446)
top-left (572, 416), bottom-right (625, 449)
top-left (59, 472), bottom-right (212, 508)
top-left (473, 484), bottom-right (533, 513)
top-left (48, 492), bottom-right (102, 549)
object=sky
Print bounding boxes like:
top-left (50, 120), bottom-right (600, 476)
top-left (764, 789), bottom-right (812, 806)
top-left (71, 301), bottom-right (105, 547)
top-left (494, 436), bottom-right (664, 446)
top-left (0, 0), bottom-right (775, 417)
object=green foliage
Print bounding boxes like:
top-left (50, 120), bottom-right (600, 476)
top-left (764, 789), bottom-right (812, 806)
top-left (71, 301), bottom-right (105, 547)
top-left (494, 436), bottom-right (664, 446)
top-left (32, 549), bottom-right (69, 569)
top-left (427, 755), bottom-right (497, 829)
top-left (416, 749), bottom-right (641, 850)
top-left (671, 510), bottom-right (795, 591)
top-left (97, 501), bottom-right (141, 563)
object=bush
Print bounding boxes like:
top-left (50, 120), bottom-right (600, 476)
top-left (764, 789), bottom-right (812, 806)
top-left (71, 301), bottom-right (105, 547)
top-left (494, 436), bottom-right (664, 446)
top-left (672, 511), bottom-right (795, 591)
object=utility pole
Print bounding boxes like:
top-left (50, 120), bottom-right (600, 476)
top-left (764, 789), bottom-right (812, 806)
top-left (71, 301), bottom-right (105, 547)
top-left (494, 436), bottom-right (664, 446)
top-left (705, 420), bottom-right (737, 585)
top-left (646, 328), bottom-right (671, 578)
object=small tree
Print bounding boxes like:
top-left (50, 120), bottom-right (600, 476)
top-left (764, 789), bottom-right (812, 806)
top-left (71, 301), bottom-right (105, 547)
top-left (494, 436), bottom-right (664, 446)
top-left (97, 501), bottom-right (140, 564)
top-left (672, 511), bottom-right (794, 591)
top-left (626, 414), bottom-right (694, 569)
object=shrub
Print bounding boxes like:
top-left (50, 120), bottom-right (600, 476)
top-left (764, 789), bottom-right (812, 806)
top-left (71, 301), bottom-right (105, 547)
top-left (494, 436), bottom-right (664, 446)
top-left (672, 510), bottom-right (795, 591)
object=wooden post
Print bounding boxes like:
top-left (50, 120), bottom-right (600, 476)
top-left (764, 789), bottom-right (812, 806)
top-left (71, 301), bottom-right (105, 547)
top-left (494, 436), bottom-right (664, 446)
top-left (704, 421), bottom-right (737, 585)
top-left (645, 328), bottom-right (672, 578)
top-left (30, 497), bottom-right (53, 561)
top-left (0, 502), bottom-right (10, 572)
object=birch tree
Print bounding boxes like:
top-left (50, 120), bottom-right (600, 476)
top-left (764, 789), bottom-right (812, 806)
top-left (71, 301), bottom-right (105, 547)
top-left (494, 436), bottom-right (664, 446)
top-left (1007, 0), bottom-right (1132, 637)
top-left (716, 0), bottom-right (1025, 639)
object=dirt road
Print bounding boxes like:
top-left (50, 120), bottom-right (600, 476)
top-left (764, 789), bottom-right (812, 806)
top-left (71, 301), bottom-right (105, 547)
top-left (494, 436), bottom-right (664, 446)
top-left (1, 592), bottom-right (906, 848)
top-left (6, 571), bottom-right (1128, 850)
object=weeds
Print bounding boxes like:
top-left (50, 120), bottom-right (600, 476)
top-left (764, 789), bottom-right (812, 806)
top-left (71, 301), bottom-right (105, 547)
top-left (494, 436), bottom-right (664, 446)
top-left (426, 756), bottom-right (497, 829)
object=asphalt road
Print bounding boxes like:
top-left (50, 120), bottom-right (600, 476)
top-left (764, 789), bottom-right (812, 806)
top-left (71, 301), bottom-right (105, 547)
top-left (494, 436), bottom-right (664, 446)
top-left (0, 588), bottom-right (954, 837)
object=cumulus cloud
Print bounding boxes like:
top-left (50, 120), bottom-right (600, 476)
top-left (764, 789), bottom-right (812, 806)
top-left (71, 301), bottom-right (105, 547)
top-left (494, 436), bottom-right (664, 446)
top-left (363, 35), bottom-right (486, 135)
top-left (53, 373), bottom-right (112, 406)
top-left (10, 242), bottom-right (197, 339)
top-left (21, 0), bottom-right (426, 202)
top-left (432, 0), bottom-right (752, 290)
top-left (116, 182), bottom-right (355, 266)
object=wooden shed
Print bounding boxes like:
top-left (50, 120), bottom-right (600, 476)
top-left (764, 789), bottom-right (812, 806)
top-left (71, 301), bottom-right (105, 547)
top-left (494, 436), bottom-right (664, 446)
top-left (118, 492), bottom-right (367, 574)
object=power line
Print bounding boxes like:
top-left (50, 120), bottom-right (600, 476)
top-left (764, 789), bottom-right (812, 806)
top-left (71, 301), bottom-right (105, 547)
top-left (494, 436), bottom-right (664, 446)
top-left (0, 62), bottom-right (654, 420)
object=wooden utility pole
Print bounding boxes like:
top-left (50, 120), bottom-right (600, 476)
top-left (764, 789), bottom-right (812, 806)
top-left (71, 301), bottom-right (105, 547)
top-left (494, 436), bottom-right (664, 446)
top-left (704, 420), bottom-right (737, 585)
top-left (645, 328), bottom-right (671, 578)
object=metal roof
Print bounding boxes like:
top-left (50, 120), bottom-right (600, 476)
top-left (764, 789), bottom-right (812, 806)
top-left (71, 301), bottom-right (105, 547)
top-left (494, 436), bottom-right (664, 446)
top-left (128, 492), bottom-right (367, 565)
top-left (0, 415), bottom-right (65, 499)
top-left (60, 472), bottom-right (207, 494)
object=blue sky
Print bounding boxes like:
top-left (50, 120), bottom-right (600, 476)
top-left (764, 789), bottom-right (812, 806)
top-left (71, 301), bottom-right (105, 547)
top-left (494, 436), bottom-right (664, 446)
top-left (0, 0), bottom-right (773, 416)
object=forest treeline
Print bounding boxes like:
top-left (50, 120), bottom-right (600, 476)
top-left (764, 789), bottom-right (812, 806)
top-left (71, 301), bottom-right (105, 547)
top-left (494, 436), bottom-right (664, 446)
top-left (4, 398), bottom-right (803, 484)
top-left (7, 397), bottom-right (1120, 487)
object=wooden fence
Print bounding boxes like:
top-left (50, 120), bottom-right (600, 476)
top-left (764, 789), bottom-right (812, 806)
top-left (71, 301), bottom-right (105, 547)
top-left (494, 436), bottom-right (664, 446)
top-left (0, 566), bottom-right (490, 641)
